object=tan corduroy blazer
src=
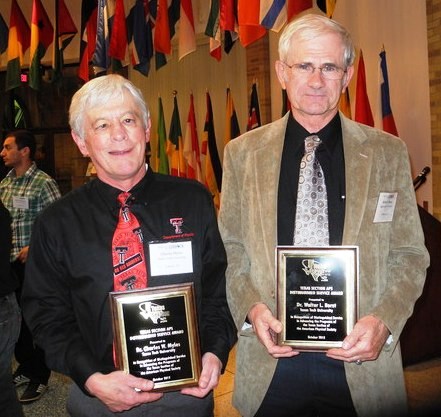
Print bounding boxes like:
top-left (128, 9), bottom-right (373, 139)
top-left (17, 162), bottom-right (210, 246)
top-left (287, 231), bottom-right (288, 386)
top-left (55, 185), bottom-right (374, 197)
top-left (218, 112), bottom-right (429, 417)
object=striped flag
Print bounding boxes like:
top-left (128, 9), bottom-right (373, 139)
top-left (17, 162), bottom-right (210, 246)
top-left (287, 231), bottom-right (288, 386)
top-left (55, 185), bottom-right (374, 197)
top-left (183, 93), bottom-right (203, 182)
top-left (52, 0), bottom-right (78, 83)
top-left (78, 0), bottom-right (98, 82)
top-left (156, 96), bottom-right (169, 175)
top-left (224, 88), bottom-right (241, 146)
top-left (202, 92), bottom-right (222, 211)
top-left (127, 0), bottom-right (153, 76)
top-left (167, 94), bottom-right (186, 177)
top-left (5, 0), bottom-right (30, 91)
top-left (205, 0), bottom-right (222, 61)
top-left (260, 0), bottom-right (286, 32)
top-left (29, 0), bottom-right (54, 90)
top-left (380, 49), bottom-right (398, 136)
top-left (354, 50), bottom-right (374, 127)
top-left (179, 0), bottom-right (196, 60)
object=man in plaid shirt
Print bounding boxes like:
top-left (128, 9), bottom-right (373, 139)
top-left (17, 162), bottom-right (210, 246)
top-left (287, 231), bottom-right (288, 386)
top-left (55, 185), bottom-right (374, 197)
top-left (0, 130), bottom-right (61, 404)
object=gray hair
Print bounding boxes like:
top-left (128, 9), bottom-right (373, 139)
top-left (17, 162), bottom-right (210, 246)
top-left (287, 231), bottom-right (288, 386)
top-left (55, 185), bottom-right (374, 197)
top-left (69, 74), bottom-right (150, 139)
top-left (278, 13), bottom-right (355, 68)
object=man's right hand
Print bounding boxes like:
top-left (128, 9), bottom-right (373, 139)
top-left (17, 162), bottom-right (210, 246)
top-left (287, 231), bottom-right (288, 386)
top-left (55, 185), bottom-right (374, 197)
top-left (85, 371), bottom-right (163, 412)
top-left (248, 303), bottom-right (299, 359)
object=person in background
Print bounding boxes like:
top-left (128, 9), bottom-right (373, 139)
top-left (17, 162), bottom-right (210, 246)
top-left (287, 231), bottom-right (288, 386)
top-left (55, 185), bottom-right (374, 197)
top-left (21, 74), bottom-right (237, 417)
top-left (0, 199), bottom-right (24, 417)
top-left (0, 130), bottom-right (61, 403)
top-left (218, 12), bottom-right (429, 417)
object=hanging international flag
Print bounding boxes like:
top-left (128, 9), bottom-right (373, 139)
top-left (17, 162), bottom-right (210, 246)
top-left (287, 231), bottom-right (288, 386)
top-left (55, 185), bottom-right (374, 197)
top-left (167, 93), bottom-right (186, 177)
top-left (224, 88), bottom-right (241, 146)
top-left (339, 89), bottom-right (351, 119)
top-left (52, 0), bottom-right (78, 83)
top-left (155, 0), bottom-right (179, 70)
top-left (154, 0), bottom-right (171, 55)
top-left (78, 0), bottom-right (98, 82)
top-left (205, 0), bottom-right (221, 61)
top-left (202, 92), bottom-right (222, 211)
top-left (0, 13), bottom-right (8, 56)
top-left (237, 0), bottom-right (266, 47)
top-left (127, 0), bottom-right (153, 76)
top-left (183, 93), bottom-right (203, 182)
top-left (260, 0), bottom-right (287, 32)
top-left (5, 0), bottom-right (30, 91)
top-left (380, 48), bottom-right (398, 136)
top-left (317, 0), bottom-right (337, 18)
top-left (29, 0), bottom-right (54, 90)
top-left (287, 0), bottom-right (313, 21)
top-left (93, 0), bottom-right (111, 75)
top-left (354, 50), bottom-right (374, 127)
top-left (220, 0), bottom-right (238, 54)
top-left (156, 96), bottom-right (169, 175)
top-left (109, 0), bottom-right (128, 65)
top-left (179, 0), bottom-right (196, 60)
top-left (247, 82), bottom-right (262, 131)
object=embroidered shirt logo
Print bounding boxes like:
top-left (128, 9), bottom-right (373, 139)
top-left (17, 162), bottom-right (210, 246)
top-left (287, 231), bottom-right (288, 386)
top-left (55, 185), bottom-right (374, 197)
top-left (170, 218), bottom-right (184, 234)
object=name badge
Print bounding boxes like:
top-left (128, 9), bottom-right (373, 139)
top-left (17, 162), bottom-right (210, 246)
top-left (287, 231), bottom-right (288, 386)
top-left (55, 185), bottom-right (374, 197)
top-left (149, 241), bottom-right (193, 276)
top-left (373, 192), bottom-right (397, 223)
top-left (12, 196), bottom-right (29, 209)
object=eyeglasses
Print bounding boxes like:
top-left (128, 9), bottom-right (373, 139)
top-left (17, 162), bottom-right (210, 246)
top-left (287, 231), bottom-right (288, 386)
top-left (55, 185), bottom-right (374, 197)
top-left (283, 62), bottom-right (347, 80)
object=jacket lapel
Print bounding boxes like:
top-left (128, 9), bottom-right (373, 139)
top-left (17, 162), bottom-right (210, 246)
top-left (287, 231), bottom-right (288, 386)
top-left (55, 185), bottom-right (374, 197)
top-left (341, 115), bottom-right (374, 244)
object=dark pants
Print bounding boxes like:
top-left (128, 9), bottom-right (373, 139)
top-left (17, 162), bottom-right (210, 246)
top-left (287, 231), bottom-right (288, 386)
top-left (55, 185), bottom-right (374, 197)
top-left (67, 383), bottom-right (214, 417)
top-left (12, 261), bottom-right (51, 384)
top-left (0, 292), bottom-right (24, 417)
top-left (254, 352), bottom-right (357, 417)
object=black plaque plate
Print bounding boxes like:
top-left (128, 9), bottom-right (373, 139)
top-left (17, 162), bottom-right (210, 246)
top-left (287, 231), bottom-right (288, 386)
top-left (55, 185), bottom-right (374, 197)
top-left (276, 246), bottom-right (359, 350)
top-left (109, 283), bottom-right (201, 391)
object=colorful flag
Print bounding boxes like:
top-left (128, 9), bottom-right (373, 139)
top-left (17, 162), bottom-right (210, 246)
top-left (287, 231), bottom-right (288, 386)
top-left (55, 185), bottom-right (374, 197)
top-left (224, 88), bottom-right (241, 146)
top-left (179, 0), bottom-right (196, 60)
top-left (29, 0), bottom-right (54, 90)
top-left (247, 82), bottom-right (262, 131)
top-left (127, 0), bottom-right (153, 76)
top-left (237, 0), bottom-right (266, 47)
top-left (154, 0), bottom-right (171, 54)
top-left (354, 50), bottom-right (374, 127)
top-left (317, 0), bottom-right (337, 18)
top-left (287, 0), bottom-right (313, 21)
top-left (167, 94), bottom-right (186, 177)
top-left (183, 93), bottom-right (203, 182)
top-left (202, 92), bottom-right (222, 211)
top-left (93, 0), bottom-right (111, 75)
top-left (5, 0), bottom-right (30, 91)
top-left (78, 0), bottom-right (98, 82)
top-left (260, 0), bottom-right (287, 32)
top-left (0, 13), bottom-right (8, 55)
top-left (380, 48), bottom-right (398, 136)
top-left (109, 0), bottom-right (128, 63)
top-left (155, 0), bottom-right (180, 70)
top-left (220, 0), bottom-right (238, 53)
top-left (156, 96), bottom-right (169, 175)
top-left (205, 0), bottom-right (222, 61)
top-left (339, 89), bottom-right (351, 119)
top-left (52, 0), bottom-right (78, 83)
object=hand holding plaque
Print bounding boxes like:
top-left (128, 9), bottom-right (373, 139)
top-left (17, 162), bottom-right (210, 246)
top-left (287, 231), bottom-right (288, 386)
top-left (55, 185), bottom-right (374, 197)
top-left (276, 246), bottom-right (359, 351)
top-left (109, 283), bottom-right (201, 392)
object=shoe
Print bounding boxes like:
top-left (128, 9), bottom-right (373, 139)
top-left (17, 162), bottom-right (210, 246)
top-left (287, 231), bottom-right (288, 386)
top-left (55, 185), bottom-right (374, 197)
top-left (13, 373), bottom-right (30, 387)
top-left (19, 382), bottom-right (48, 403)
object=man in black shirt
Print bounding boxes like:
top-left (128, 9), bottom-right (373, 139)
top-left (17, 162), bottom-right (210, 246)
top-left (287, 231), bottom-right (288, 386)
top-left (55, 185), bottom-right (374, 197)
top-left (0, 199), bottom-right (24, 417)
top-left (22, 74), bottom-right (236, 416)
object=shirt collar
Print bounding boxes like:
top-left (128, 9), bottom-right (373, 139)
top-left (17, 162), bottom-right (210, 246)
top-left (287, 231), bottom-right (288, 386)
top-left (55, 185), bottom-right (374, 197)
top-left (6, 161), bottom-right (38, 180)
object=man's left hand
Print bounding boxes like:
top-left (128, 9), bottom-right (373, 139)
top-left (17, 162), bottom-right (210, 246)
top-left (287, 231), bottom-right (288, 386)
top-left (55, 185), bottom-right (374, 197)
top-left (181, 352), bottom-right (222, 398)
top-left (326, 315), bottom-right (390, 363)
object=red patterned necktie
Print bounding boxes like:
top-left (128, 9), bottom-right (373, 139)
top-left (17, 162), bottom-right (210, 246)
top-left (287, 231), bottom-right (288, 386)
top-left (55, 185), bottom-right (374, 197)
top-left (112, 192), bottom-right (147, 291)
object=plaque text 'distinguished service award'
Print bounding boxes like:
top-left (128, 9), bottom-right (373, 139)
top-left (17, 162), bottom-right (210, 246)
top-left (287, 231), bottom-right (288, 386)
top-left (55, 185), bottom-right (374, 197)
top-left (276, 246), bottom-right (359, 351)
top-left (109, 283), bottom-right (201, 392)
